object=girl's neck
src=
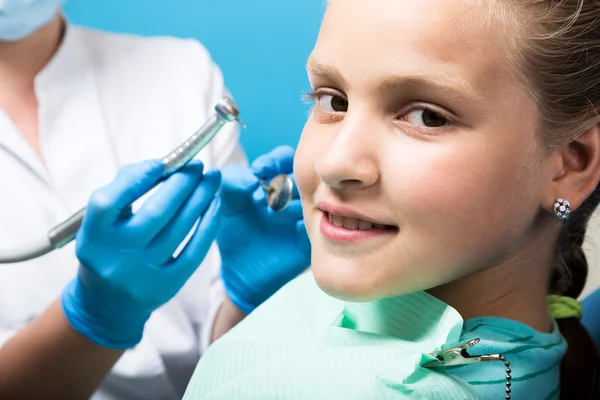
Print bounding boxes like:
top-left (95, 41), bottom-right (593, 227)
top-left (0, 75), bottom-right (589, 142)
top-left (427, 222), bottom-right (558, 333)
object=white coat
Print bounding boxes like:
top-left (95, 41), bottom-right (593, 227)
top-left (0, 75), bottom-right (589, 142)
top-left (0, 23), bottom-right (246, 400)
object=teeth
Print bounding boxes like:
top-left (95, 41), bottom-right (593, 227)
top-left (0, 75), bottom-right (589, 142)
top-left (331, 214), bottom-right (345, 227)
top-left (327, 213), bottom-right (380, 230)
top-left (343, 218), bottom-right (359, 230)
top-left (358, 220), bottom-right (374, 230)
top-left (374, 224), bottom-right (387, 230)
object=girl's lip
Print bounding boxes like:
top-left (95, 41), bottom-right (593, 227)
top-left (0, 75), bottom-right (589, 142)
top-left (317, 201), bottom-right (396, 227)
top-left (319, 211), bottom-right (397, 244)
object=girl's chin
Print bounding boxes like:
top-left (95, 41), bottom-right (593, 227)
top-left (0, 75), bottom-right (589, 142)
top-left (311, 264), bottom-right (386, 303)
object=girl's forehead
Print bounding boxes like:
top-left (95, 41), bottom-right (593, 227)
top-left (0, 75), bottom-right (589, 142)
top-left (313, 0), bottom-right (519, 100)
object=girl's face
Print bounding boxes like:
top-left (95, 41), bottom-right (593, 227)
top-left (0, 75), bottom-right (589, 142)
top-left (295, 0), bottom-right (555, 302)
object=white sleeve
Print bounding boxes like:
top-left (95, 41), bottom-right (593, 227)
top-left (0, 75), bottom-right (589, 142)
top-left (0, 329), bottom-right (15, 351)
top-left (178, 39), bottom-right (249, 355)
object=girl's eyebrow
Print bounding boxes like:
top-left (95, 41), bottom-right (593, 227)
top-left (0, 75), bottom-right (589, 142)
top-left (306, 57), bottom-right (484, 105)
top-left (306, 58), bottom-right (347, 86)
top-left (377, 74), bottom-right (484, 104)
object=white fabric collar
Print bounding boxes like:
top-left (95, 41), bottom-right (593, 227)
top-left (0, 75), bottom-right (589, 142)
top-left (35, 20), bottom-right (91, 103)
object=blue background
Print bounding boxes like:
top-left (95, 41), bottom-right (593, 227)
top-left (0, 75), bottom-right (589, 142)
top-left (64, 0), bottom-right (326, 161)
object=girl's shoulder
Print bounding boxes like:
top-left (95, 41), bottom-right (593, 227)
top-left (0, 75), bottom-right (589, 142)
top-left (447, 316), bottom-right (566, 400)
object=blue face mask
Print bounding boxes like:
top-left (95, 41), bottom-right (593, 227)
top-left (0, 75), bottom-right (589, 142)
top-left (0, 0), bottom-right (66, 41)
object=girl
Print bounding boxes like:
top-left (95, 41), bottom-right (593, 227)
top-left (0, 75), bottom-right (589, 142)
top-left (184, 0), bottom-right (600, 398)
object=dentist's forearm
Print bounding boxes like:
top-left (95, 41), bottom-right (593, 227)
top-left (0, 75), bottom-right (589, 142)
top-left (210, 297), bottom-right (246, 343)
top-left (0, 299), bottom-right (123, 400)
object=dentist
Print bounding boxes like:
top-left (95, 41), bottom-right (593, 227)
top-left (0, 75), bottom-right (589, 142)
top-left (0, 1), bottom-right (309, 399)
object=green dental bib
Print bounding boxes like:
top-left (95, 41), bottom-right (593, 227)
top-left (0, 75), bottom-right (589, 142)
top-left (184, 272), bottom-right (481, 399)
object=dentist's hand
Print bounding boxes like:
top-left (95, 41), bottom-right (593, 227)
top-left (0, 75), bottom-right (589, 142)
top-left (218, 146), bottom-right (311, 314)
top-left (61, 160), bottom-right (222, 349)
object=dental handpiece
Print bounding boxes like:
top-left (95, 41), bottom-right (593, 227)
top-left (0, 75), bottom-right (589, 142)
top-left (0, 97), bottom-right (241, 264)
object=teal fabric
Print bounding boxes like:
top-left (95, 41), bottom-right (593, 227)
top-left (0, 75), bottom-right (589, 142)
top-left (448, 317), bottom-right (565, 399)
top-left (184, 271), bottom-right (566, 399)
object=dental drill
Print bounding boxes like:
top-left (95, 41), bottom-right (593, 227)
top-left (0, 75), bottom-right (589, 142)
top-left (0, 97), bottom-right (292, 264)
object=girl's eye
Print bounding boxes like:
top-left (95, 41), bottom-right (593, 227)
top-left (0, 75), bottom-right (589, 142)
top-left (318, 94), bottom-right (348, 113)
top-left (404, 108), bottom-right (449, 128)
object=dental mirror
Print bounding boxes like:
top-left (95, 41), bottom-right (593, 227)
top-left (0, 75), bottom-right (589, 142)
top-left (261, 174), bottom-right (294, 212)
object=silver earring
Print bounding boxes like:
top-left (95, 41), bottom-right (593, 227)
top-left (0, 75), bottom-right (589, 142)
top-left (554, 198), bottom-right (571, 224)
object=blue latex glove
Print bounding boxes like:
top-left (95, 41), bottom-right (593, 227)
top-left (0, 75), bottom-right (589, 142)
top-left (61, 160), bottom-right (222, 349)
top-left (218, 146), bottom-right (311, 314)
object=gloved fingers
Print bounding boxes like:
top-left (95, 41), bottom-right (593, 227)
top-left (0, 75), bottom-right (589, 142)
top-left (251, 172), bottom-right (299, 208)
top-left (167, 196), bottom-right (222, 278)
top-left (266, 199), bottom-right (303, 223)
top-left (85, 160), bottom-right (164, 223)
top-left (125, 162), bottom-right (205, 245)
top-left (252, 182), bottom-right (268, 206)
top-left (149, 170), bottom-right (222, 262)
top-left (251, 145), bottom-right (295, 180)
top-left (220, 165), bottom-right (260, 216)
top-left (116, 206), bottom-right (134, 221)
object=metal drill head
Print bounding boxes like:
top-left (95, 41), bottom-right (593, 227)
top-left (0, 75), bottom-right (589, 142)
top-left (215, 97), bottom-right (240, 122)
top-left (266, 174), bottom-right (294, 212)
